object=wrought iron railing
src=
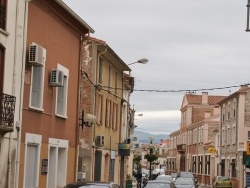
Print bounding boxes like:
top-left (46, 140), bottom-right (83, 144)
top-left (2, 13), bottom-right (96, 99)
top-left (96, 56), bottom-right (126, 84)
top-left (0, 93), bottom-right (16, 134)
top-left (0, 4), bottom-right (6, 30)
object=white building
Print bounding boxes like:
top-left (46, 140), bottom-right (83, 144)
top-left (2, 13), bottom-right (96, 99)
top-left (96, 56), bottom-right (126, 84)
top-left (0, 0), bottom-right (26, 187)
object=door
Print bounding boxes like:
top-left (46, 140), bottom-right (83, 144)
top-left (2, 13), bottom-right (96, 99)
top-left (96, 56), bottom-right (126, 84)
top-left (25, 144), bottom-right (39, 188)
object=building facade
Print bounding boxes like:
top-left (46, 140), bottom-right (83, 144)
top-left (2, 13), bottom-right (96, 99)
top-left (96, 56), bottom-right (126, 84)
top-left (217, 85), bottom-right (250, 188)
top-left (19, 1), bottom-right (94, 187)
top-left (84, 37), bottom-right (131, 186)
top-left (168, 92), bottom-right (226, 186)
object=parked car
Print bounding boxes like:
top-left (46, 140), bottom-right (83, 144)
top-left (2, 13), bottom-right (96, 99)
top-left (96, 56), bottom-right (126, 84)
top-left (156, 174), bottom-right (173, 182)
top-left (143, 180), bottom-right (174, 188)
top-left (174, 177), bottom-right (198, 188)
top-left (176, 171), bottom-right (194, 178)
top-left (176, 171), bottom-right (197, 183)
top-left (63, 181), bottom-right (120, 188)
top-left (170, 173), bottom-right (177, 182)
top-left (212, 176), bottom-right (232, 188)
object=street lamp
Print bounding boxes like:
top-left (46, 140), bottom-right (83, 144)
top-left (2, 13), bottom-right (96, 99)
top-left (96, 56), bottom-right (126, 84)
top-left (127, 58), bottom-right (149, 66)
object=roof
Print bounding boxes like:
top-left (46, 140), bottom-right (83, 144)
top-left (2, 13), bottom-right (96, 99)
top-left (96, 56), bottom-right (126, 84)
top-left (56, 0), bottom-right (95, 33)
top-left (185, 94), bottom-right (226, 105)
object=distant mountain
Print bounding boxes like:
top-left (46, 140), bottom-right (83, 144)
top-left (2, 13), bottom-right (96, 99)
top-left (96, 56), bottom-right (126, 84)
top-left (134, 130), bottom-right (169, 144)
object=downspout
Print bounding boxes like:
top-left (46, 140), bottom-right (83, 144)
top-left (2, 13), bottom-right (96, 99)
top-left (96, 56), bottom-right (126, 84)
top-left (219, 105), bottom-right (222, 176)
top-left (7, 0), bottom-right (20, 184)
top-left (14, 0), bottom-right (32, 187)
top-left (75, 35), bottom-right (83, 181)
top-left (235, 96), bottom-right (240, 187)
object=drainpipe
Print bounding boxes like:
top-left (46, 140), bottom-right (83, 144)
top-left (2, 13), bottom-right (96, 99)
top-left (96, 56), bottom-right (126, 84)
top-left (235, 97), bottom-right (240, 187)
top-left (14, 0), bottom-right (32, 187)
top-left (8, 0), bottom-right (21, 187)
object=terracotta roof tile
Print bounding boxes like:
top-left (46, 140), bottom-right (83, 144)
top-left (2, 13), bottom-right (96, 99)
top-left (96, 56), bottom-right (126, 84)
top-left (186, 94), bottom-right (226, 105)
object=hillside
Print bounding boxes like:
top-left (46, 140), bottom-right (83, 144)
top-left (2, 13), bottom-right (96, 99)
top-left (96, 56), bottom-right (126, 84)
top-left (134, 130), bottom-right (169, 144)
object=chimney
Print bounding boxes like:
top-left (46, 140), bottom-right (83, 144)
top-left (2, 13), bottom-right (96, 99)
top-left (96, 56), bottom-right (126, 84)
top-left (202, 92), bottom-right (208, 105)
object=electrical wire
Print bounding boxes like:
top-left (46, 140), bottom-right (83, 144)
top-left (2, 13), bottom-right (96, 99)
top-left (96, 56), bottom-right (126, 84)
top-left (82, 71), bottom-right (248, 93)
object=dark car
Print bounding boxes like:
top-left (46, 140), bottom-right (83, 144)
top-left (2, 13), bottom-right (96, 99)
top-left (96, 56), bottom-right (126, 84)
top-left (176, 171), bottom-right (197, 184)
top-left (143, 180), bottom-right (174, 188)
top-left (63, 181), bottom-right (120, 188)
top-left (174, 177), bottom-right (198, 188)
top-left (176, 171), bottom-right (194, 179)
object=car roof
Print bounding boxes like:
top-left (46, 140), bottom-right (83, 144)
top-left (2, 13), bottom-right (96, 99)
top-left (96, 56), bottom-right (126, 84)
top-left (64, 181), bottom-right (117, 188)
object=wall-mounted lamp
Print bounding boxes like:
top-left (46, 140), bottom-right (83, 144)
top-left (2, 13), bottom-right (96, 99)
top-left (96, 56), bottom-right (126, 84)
top-left (79, 111), bottom-right (97, 129)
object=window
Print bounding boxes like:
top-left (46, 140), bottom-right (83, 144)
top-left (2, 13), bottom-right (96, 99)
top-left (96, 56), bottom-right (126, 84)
top-left (56, 65), bottom-right (69, 117)
top-left (29, 66), bottom-right (45, 110)
top-left (205, 155), bottom-right (210, 175)
top-left (198, 155), bottom-right (203, 174)
top-left (0, 0), bottom-right (7, 30)
top-left (97, 93), bottom-right (103, 125)
top-left (248, 131), bottom-right (250, 140)
top-left (227, 127), bottom-right (230, 145)
top-left (231, 159), bottom-right (236, 178)
top-left (192, 156), bottom-right (196, 173)
top-left (112, 102), bottom-right (118, 130)
top-left (233, 101), bottom-right (236, 118)
top-left (98, 57), bottom-right (103, 84)
top-left (108, 65), bottom-right (112, 90)
top-left (105, 98), bottom-right (111, 127)
top-left (29, 44), bottom-right (46, 111)
top-left (115, 71), bottom-right (118, 94)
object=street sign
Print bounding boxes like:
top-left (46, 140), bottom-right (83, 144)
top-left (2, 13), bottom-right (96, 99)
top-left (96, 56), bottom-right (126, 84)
top-left (118, 143), bottom-right (130, 156)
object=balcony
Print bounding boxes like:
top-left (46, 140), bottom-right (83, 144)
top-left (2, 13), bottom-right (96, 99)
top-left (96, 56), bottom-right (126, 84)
top-left (177, 144), bottom-right (186, 153)
top-left (0, 93), bottom-right (16, 135)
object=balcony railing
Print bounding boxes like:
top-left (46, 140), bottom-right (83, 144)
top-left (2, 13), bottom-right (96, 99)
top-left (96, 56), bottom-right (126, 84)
top-left (0, 4), bottom-right (6, 30)
top-left (0, 93), bottom-right (16, 135)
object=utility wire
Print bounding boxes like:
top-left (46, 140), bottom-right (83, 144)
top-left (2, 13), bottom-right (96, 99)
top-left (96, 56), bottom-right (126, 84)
top-left (82, 71), bottom-right (249, 93)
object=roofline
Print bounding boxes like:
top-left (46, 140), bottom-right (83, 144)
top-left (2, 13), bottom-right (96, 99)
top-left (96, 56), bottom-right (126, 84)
top-left (56, 0), bottom-right (95, 33)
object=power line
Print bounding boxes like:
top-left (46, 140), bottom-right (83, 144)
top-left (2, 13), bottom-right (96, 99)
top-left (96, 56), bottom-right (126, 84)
top-left (82, 72), bottom-right (248, 93)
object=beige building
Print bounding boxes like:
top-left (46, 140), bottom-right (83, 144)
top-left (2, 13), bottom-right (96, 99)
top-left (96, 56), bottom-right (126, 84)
top-left (168, 92), bottom-right (226, 186)
top-left (217, 85), bottom-right (250, 188)
top-left (84, 37), bottom-right (131, 186)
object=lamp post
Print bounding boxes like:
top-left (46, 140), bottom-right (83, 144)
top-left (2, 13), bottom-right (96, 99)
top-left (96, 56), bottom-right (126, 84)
top-left (127, 58), bottom-right (148, 66)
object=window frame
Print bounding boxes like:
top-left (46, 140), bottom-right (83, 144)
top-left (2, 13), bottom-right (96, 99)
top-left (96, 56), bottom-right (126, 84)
top-left (105, 98), bottom-right (111, 128)
top-left (55, 64), bottom-right (69, 118)
top-left (29, 65), bottom-right (45, 111)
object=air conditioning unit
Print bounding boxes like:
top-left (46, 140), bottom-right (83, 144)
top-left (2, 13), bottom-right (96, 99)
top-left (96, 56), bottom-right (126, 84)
top-left (29, 43), bottom-right (46, 66)
top-left (50, 69), bottom-right (64, 87)
top-left (96, 135), bottom-right (104, 147)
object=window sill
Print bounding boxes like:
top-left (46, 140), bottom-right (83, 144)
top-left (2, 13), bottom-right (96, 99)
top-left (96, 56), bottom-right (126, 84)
top-left (29, 106), bottom-right (44, 112)
top-left (55, 114), bottom-right (67, 119)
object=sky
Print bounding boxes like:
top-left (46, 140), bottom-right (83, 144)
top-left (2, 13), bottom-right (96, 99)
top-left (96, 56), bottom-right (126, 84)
top-left (63, 0), bottom-right (250, 135)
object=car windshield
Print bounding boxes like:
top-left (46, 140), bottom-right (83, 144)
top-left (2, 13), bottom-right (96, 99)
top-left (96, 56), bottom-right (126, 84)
top-left (217, 176), bottom-right (230, 181)
top-left (156, 176), bottom-right (172, 181)
top-left (175, 178), bottom-right (194, 185)
top-left (179, 172), bottom-right (193, 178)
top-left (170, 173), bottom-right (177, 178)
top-left (145, 183), bottom-right (171, 188)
